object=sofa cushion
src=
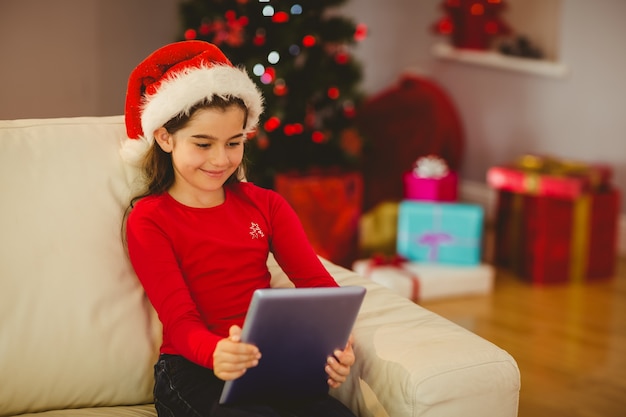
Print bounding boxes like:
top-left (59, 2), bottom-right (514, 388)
top-left (0, 117), bottom-right (161, 416)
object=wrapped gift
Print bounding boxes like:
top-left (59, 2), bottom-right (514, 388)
top-left (353, 256), bottom-right (494, 302)
top-left (487, 154), bottom-right (612, 200)
top-left (274, 171), bottom-right (363, 268)
top-left (403, 155), bottom-right (458, 202)
top-left (359, 201), bottom-right (399, 257)
top-left (397, 201), bottom-right (485, 265)
top-left (494, 188), bottom-right (620, 284)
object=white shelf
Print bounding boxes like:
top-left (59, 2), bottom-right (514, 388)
top-left (432, 43), bottom-right (568, 79)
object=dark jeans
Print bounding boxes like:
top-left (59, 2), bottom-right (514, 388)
top-left (153, 354), bottom-right (357, 417)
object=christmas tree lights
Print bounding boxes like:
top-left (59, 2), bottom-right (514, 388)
top-left (179, 0), bottom-right (367, 187)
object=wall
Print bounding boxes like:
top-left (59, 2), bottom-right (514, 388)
top-left (0, 0), bottom-right (179, 119)
top-left (1, 0), bottom-right (625, 215)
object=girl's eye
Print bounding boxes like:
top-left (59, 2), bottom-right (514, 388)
top-left (227, 141), bottom-right (242, 148)
top-left (195, 143), bottom-right (210, 148)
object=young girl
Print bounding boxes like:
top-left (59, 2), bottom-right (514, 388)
top-left (122, 41), bottom-right (358, 417)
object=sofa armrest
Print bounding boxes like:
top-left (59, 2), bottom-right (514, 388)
top-left (269, 256), bottom-right (520, 417)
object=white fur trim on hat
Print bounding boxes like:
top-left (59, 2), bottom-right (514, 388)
top-left (122, 64), bottom-right (263, 165)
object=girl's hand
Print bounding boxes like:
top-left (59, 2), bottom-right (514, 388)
top-left (213, 325), bottom-right (261, 381)
top-left (326, 333), bottom-right (356, 389)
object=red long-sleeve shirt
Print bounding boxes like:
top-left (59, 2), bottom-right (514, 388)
top-left (126, 182), bottom-right (337, 369)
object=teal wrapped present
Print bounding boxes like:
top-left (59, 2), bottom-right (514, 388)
top-left (397, 201), bottom-right (485, 265)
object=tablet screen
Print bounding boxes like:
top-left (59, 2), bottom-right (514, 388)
top-left (219, 286), bottom-right (366, 405)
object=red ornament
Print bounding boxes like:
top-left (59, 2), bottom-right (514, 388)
top-left (354, 24), bottom-right (368, 42)
top-left (264, 116), bottom-right (281, 132)
top-left (431, 0), bottom-right (511, 50)
top-left (284, 123), bottom-right (304, 136)
top-left (260, 67), bottom-right (276, 84)
top-left (272, 11), bottom-right (289, 23)
top-left (238, 16), bottom-right (249, 26)
top-left (327, 87), bottom-right (340, 100)
top-left (253, 34), bottom-right (266, 46)
top-left (225, 10), bottom-right (237, 22)
top-left (311, 131), bottom-right (326, 143)
top-left (273, 81), bottom-right (288, 96)
top-left (343, 102), bottom-right (356, 119)
top-left (302, 35), bottom-right (316, 48)
top-left (184, 28), bottom-right (197, 40)
top-left (199, 23), bottom-right (211, 36)
top-left (255, 132), bottom-right (270, 150)
top-left (334, 52), bottom-right (349, 65)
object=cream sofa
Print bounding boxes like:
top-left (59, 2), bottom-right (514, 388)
top-left (0, 116), bottom-right (520, 417)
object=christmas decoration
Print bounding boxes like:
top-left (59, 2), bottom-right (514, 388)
top-left (179, 0), bottom-right (367, 187)
top-left (356, 75), bottom-right (464, 211)
top-left (487, 154), bottom-right (613, 200)
top-left (431, 0), bottom-right (511, 50)
top-left (493, 188), bottom-right (620, 284)
top-left (404, 155), bottom-right (458, 202)
top-left (397, 200), bottom-right (485, 266)
top-left (499, 35), bottom-right (544, 59)
top-left (353, 257), bottom-right (494, 303)
top-left (488, 155), bottom-right (620, 284)
top-left (413, 155), bottom-right (449, 179)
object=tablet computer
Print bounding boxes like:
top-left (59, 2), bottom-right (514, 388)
top-left (219, 285), bottom-right (366, 405)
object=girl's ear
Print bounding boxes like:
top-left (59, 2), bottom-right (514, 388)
top-left (154, 127), bottom-right (173, 153)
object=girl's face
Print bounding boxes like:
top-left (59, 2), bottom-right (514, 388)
top-left (155, 105), bottom-right (246, 208)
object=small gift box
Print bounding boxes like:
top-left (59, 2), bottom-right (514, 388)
top-left (494, 187), bottom-right (620, 284)
top-left (397, 201), bottom-right (485, 265)
top-left (403, 155), bottom-right (458, 202)
top-left (359, 202), bottom-right (399, 257)
top-left (487, 154), bottom-right (612, 200)
top-left (353, 255), bottom-right (494, 302)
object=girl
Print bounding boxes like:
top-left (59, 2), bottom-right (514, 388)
top-left (122, 41), bottom-right (357, 417)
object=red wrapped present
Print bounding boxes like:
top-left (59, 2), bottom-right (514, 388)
top-left (274, 171), bottom-right (363, 268)
top-left (403, 155), bottom-right (458, 202)
top-left (487, 154), bottom-right (612, 200)
top-left (494, 188), bottom-right (620, 284)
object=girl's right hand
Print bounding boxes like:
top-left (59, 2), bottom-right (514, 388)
top-left (213, 325), bottom-right (261, 381)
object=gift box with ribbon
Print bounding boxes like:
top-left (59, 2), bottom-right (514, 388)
top-left (494, 188), bottom-right (620, 284)
top-left (487, 154), bottom-right (612, 200)
top-left (353, 255), bottom-right (494, 302)
top-left (403, 155), bottom-right (458, 202)
top-left (397, 201), bottom-right (485, 265)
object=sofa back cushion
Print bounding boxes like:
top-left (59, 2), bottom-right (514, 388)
top-left (0, 116), bottom-right (161, 416)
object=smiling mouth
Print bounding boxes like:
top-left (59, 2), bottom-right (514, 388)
top-left (201, 169), bottom-right (226, 177)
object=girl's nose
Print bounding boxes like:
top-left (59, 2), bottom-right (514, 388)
top-left (209, 146), bottom-right (229, 166)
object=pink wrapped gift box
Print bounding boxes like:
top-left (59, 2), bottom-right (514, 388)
top-left (403, 171), bottom-right (458, 202)
top-left (353, 256), bottom-right (494, 302)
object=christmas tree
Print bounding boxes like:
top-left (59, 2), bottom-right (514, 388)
top-left (179, 0), bottom-right (367, 188)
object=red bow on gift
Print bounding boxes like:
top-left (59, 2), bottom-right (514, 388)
top-left (367, 254), bottom-right (420, 302)
top-left (370, 253), bottom-right (410, 267)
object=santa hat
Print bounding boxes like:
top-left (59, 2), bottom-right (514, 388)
top-left (121, 40), bottom-right (264, 165)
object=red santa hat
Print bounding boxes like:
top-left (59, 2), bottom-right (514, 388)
top-left (121, 40), bottom-right (264, 165)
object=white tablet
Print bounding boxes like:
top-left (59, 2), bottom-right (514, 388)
top-left (219, 286), bottom-right (366, 405)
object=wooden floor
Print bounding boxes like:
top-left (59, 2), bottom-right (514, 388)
top-left (420, 257), bottom-right (626, 417)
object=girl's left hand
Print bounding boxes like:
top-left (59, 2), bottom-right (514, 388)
top-left (325, 333), bottom-right (356, 389)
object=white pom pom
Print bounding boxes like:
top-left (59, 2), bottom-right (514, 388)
top-left (413, 155), bottom-right (449, 178)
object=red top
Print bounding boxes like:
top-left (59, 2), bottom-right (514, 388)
top-left (126, 182), bottom-right (337, 369)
